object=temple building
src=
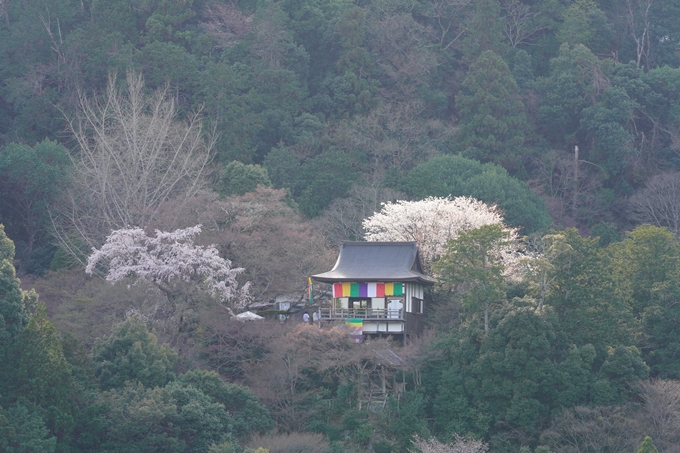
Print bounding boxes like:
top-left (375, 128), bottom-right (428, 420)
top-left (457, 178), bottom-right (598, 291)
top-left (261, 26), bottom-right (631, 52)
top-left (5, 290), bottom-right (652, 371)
top-left (312, 241), bottom-right (435, 337)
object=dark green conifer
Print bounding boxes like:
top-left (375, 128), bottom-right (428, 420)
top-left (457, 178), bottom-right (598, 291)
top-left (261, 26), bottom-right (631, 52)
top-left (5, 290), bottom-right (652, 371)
top-left (454, 50), bottom-right (528, 171)
top-left (12, 303), bottom-right (74, 438)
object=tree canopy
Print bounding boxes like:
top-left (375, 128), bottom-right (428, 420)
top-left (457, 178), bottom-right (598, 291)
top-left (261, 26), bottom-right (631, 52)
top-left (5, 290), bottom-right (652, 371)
top-left (363, 196), bottom-right (508, 272)
top-left (403, 155), bottom-right (551, 234)
top-left (4, 0), bottom-right (680, 451)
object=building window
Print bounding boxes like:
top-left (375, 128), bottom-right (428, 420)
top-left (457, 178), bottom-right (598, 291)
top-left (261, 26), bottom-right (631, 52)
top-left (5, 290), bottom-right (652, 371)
top-left (349, 298), bottom-right (370, 309)
top-left (387, 298), bottom-right (403, 319)
top-left (412, 297), bottom-right (423, 314)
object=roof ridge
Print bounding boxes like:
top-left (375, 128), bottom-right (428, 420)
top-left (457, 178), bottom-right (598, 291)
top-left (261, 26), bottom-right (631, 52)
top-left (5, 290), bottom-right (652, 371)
top-left (312, 241), bottom-right (436, 285)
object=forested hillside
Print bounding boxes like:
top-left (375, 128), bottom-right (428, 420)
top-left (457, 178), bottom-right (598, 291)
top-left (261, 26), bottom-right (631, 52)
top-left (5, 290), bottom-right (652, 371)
top-left (2, 0), bottom-right (680, 452)
top-left (2, 0), bottom-right (680, 266)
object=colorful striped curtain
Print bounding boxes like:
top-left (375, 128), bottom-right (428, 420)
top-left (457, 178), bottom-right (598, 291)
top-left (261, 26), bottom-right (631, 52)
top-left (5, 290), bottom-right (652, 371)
top-left (332, 282), bottom-right (404, 298)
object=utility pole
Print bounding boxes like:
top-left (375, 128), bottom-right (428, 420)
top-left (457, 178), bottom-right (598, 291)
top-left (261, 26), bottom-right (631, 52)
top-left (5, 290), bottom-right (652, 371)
top-left (573, 145), bottom-right (579, 218)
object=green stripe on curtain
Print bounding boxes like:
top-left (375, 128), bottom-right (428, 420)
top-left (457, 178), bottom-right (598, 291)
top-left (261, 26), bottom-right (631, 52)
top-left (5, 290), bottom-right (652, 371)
top-left (350, 282), bottom-right (359, 297)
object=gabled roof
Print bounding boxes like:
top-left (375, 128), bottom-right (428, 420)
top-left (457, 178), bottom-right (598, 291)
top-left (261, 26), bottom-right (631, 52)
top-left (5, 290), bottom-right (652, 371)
top-left (312, 241), bottom-right (436, 285)
top-left (234, 311), bottom-right (265, 321)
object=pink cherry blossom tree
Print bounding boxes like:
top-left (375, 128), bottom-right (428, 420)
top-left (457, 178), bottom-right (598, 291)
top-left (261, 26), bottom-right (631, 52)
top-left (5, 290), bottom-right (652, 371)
top-left (86, 225), bottom-right (251, 312)
top-left (362, 196), bottom-right (512, 271)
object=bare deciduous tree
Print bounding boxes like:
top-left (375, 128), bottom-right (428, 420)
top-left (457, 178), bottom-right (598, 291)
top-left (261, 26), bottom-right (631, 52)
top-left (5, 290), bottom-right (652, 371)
top-left (368, 13), bottom-right (438, 100)
top-left (200, 2), bottom-right (252, 49)
top-left (244, 324), bottom-right (358, 431)
top-left (535, 151), bottom-right (607, 229)
top-left (410, 434), bottom-right (488, 453)
top-left (420, 0), bottom-right (474, 50)
top-left (637, 380), bottom-right (680, 452)
top-left (543, 405), bottom-right (640, 453)
top-left (313, 184), bottom-right (405, 246)
top-left (501, 0), bottom-right (547, 47)
top-left (241, 322), bottom-right (407, 431)
top-left (154, 187), bottom-right (335, 302)
top-left (331, 99), bottom-right (453, 179)
top-left (54, 71), bottom-right (214, 260)
top-left (629, 172), bottom-right (680, 236)
top-left (626, 0), bottom-right (653, 72)
top-left (545, 381), bottom-right (680, 453)
top-left (249, 5), bottom-right (291, 69)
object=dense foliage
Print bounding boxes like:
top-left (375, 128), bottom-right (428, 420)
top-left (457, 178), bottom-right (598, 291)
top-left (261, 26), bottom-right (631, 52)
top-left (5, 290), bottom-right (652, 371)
top-left (3, 0), bottom-right (680, 451)
top-left (3, 0), bottom-right (680, 265)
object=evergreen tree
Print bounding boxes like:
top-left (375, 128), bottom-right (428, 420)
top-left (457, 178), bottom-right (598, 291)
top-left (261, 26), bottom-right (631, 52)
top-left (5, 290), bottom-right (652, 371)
top-left (536, 43), bottom-right (600, 147)
top-left (297, 151), bottom-right (362, 217)
top-left (11, 303), bottom-right (74, 439)
top-left (404, 155), bottom-right (552, 234)
top-left (637, 436), bottom-right (659, 453)
top-left (647, 0), bottom-right (680, 67)
top-left (92, 317), bottom-right (178, 391)
top-left (218, 161), bottom-right (272, 197)
top-left (177, 370), bottom-right (273, 438)
top-left (607, 225), bottom-right (679, 316)
top-left (435, 224), bottom-right (516, 332)
top-left (0, 224), bottom-right (38, 402)
top-left (0, 402), bottom-right (57, 453)
top-left (263, 144), bottom-right (302, 191)
top-left (512, 49), bottom-right (535, 90)
top-left (581, 86), bottom-right (638, 176)
top-left (326, 6), bottom-right (377, 116)
top-left (604, 225), bottom-right (680, 378)
top-left (542, 229), bottom-right (632, 352)
top-left (431, 307), bottom-right (563, 437)
top-left (0, 224), bottom-right (33, 344)
top-left (557, 0), bottom-right (614, 55)
top-left (98, 381), bottom-right (233, 453)
top-left (0, 140), bottom-right (70, 273)
top-left (460, 0), bottom-right (506, 63)
top-left (454, 50), bottom-right (529, 171)
top-left (429, 304), bottom-right (647, 440)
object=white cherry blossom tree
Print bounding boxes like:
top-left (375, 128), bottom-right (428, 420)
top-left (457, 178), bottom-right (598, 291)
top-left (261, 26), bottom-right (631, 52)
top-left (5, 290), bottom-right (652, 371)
top-left (362, 196), bottom-right (508, 271)
top-left (86, 225), bottom-right (251, 312)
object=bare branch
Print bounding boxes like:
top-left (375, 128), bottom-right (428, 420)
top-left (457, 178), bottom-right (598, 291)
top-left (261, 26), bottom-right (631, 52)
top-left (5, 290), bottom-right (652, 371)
top-left (629, 172), bottom-right (680, 236)
top-left (420, 0), bottom-right (473, 50)
top-left (39, 11), bottom-right (66, 66)
top-left (627, 0), bottom-right (653, 71)
top-left (200, 2), bottom-right (252, 49)
top-left (501, 0), bottom-right (547, 47)
top-left (53, 71), bottom-right (214, 259)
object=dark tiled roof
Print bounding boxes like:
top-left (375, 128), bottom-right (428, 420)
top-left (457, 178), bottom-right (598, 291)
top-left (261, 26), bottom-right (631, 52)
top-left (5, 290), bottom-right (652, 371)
top-left (312, 241), bottom-right (436, 285)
